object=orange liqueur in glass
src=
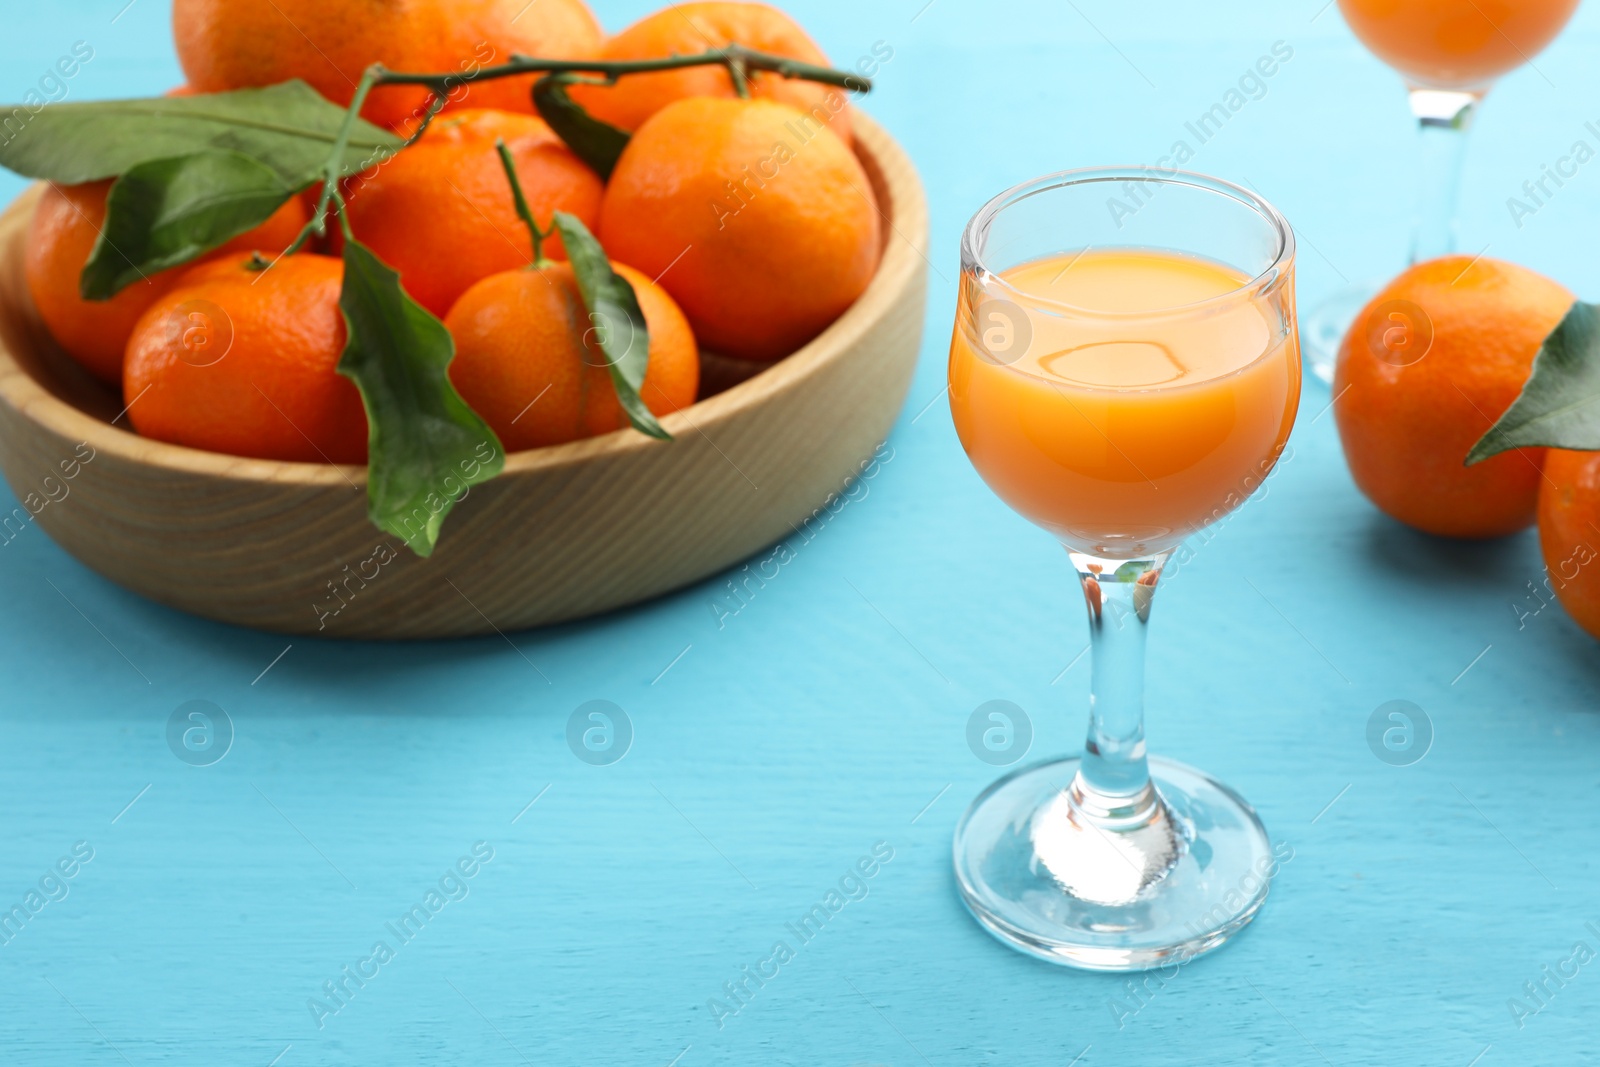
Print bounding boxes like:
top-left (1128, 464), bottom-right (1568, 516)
top-left (950, 249), bottom-right (1300, 558)
top-left (1339, 0), bottom-right (1580, 89)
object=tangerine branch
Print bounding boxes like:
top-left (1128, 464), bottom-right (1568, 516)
top-left (371, 44), bottom-right (872, 94)
top-left (281, 45), bottom-right (871, 264)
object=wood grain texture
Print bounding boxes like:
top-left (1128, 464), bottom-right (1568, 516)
top-left (0, 114), bottom-right (928, 639)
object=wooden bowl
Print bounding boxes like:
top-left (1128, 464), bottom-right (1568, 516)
top-left (0, 114), bottom-right (928, 638)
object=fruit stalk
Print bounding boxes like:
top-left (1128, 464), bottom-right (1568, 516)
top-left (492, 138), bottom-right (554, 269)
top-left (307, 74), bottom-right (378, 242)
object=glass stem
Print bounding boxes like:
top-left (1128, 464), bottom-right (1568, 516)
top-left (1067, 550), bottom-right (1172, 828)
top-left (1407, 86), bottom-right (1483, 264)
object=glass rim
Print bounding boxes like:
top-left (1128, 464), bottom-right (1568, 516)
top-left (960, 166), bottom-right (1297, 318)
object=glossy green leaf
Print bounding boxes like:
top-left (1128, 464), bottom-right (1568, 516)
top-left (0, 81), bottom-right (402, 188)
top-left (82, 151), bottom-right (295, 299)
top-left (337, 237), bottom-right (505, 557)
top-left (1468, 300), bottom-right (1600, 464)
top-left (550, 210), bottom-right (670, 441)
top-left (532, 74), bottom-right (631, 180)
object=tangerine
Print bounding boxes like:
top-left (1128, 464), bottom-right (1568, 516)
top-left (446, 261), bottom-right (698, 450)
top-left (1333, 255), bottom-right (1571, 538)
top-left (343, 109), bottom-right (603, 318)
top-left (124, 253), bottom-right (367, 464)
top-left (25, 180), bottom-right (308, 386)
top-left (1537, 449), bottom-right (1600, 640)
top-left (599, 97), bottom-right (880, 362)
top-left (568, 2), bottom-right (851, 144)
top-left (427, 0), bottom-right (602, 118)
top-left (173, 0), bottom-right (436, 130)
top-left (172, 0), bottom-right (602, 130)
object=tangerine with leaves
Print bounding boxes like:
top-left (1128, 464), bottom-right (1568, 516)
top-left (1333, 255), bottom-right (1572, 538)
top-left (1537, 449), bottom-right (1600, 640)
top-left (446, 147), bottom-right (696, 450)
top-left (25, 180), bottom-right (308, 386)
top-left (448, 260), bottom-right (698, 449)
top-left (599, 97), bottom-right (881, 362)
top-left (568, 2), bottom-right (852, 144)
top-left (123, 253), bottom-right (368, 464)
top-left (172, 0), bottom-right (602, 130)
top-left (344, 109), bottom-right (603, 318)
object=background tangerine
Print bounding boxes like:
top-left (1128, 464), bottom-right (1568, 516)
top-left (172, 0), bottom-right (603, 129)
top-left (1332, 255), bottom-right (1572, 538)
top-left (568, 1), bottom-right (852, 144)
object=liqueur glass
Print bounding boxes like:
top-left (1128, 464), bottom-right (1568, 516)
top-left (949, 168), bottom-right (1299, 969)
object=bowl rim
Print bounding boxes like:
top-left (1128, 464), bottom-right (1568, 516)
top-left (0, 110), bottom-right (925, 487)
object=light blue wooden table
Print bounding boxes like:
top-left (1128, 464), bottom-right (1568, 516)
top-left (2, 2), bottom-right (1598, 1064)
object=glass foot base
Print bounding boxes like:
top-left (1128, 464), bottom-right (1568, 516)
top-left (952, 756), bottom-right (1275, 971)
top-left (1301, 282), bottom-right (1376, 386)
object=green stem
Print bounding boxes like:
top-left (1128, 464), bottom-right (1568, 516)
top-left (334, 187), bottom-right (353, 241)
top-left (322, 72), bottom-right (380, 210)
top-left (727, 54), bottom-right (752, 98)
top-left (400, 90), bottom-right (451, 148)
top-left (275, 67), bottom-right (384, 261)
top-left (374, 44), bottom-right (870, 94)
top-left (494, 139), bottom-right (554, 269)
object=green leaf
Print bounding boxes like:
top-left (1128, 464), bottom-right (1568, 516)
top-left (0, 81), bottom-right (402, 189)
top-left (82, 151), bottom-right (295, 299)
top-left (1467, 300), bottom-right (1600, 464)
top-left (337, 236), bottom-right (505, 557)
top-left (1113, 561), bottom-right (1154, 582)
top-left (550, 210), bottom-right (670, 441)
top-left (532, 74), bottom-right (632, 180)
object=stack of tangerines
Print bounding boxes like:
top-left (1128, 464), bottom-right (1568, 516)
top-left (1333, 257), bottom-right (1600, 641)
top-left (24, 0), bottom-right (882, 462)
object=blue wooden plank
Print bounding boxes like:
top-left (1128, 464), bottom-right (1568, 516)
top-left (2, 1), bottom-right (1599, 1064)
